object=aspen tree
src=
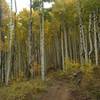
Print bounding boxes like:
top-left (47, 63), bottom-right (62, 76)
top-left (6, 0), bottom-right (13, 85)
top-left (93, 11), bottom-right (98, 66)
top-left (40, 0), bottom-right (45, 80)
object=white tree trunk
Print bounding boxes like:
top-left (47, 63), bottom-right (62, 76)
top-left (63, 25), bottom-right (68, 60)
top-left (61, 31), bottom-right (64, 71)
top-left (55, 33), bottom-right (60, 68)
top-left (77, 0), bottom-right (83, 65)
top-left (0, 0), bottom-right (2, 77)
top-left (6, 0), bottom-right (13, 85)
top-left (40, 0), bottom-right (45, 80)
top-left (77, 0), bottom-right (88, 64)
top-left (88, 13), bottom-right (93, 61)
top-left (28, 0), bottom-right (32, 65)
top-left (93, 11), bottom-right (98, 66)
top-left (27, 0), bottom-right (33, 78)
top-left (13, 0), bottom-right (17, 79)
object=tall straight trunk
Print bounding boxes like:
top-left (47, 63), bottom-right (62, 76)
top-left (77, 0), bottom-right (88, 64)
top-left (88, 13), bottom-right (93, 61)
top-left (63, 25), bottom-right (68, 60)
top-left (0, 0), bottom-right (5, 83)
top-left (68, 30), bottom-right (72, 61)
top-left (74, 38), bottom-right (78, 62)
top-left (13, 0), bottom-right (17, 79)
top-left (18, 43), bottom-right (21, 77)
top-left (77, 0), bottom-right (83, 65)
top-left (40, 0), bottom-right (45, 80)
top-left (55, 32), bottom-right (60, 68)
top-left (62, 13), bottom-right (68, 63)
top-left (27, 0), bottom-right (33, 78)
top-left (53, 38), bottom-right (57, 69)
top-left (61, 26), bottom-right (64, 71)
top-left (54, 38), bottom-right (58, 69)
top-left (84, 30), bottom-right (88, 63)
top-left (80, 16), bottom-right (88, 64)
top-left (97, 9), bottom-right (100, 64)
top-left (0, 0), bottom-right (2, 82)
top-left (93, 11), bottom-right (98, 66)
top-left (72, 37), bottom-right (76, 62)
top-left (6, 0), bottom-right (13, 85)
top-left (70, 35), bottom-right (72, 61)
top-left (97, 8), bottom-right (100, 49)
top-left (28, 0), bottom-right (32, 65)
top-left (79, 26), bottom-right (84, 64)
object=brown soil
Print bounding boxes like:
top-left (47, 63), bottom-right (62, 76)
top-left (37, 80), bottom-right (82, 100)
top-left (39, 81), bottom-right (70, 100)
top-left (36, 78), bottom-right (91, 100)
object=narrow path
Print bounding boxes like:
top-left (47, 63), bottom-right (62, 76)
top-left (38, 80), bottom-right (73, 100)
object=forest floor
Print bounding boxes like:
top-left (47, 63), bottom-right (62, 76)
top-left (37, 80), bottom-right (79, 100)
top-left (38, 80), bottom-right (71, 100)
top-left (36, 72), bottom-right (91, 100)
top-left (0, 71), bottom-right (99, 100)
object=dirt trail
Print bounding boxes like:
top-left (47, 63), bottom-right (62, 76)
top-left (38, 80), bottom-right (74, 100)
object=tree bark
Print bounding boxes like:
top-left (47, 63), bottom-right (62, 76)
top-left (93, 11), bottom-right (98, 66)
top-left (63, 25), bottom-right (68, 60)
top-left (88, 13), bottom-right (93, 62)
top-left (61, 26), bottom-right (65, 71)
top-left (0, 0), bottom-right (2, 82)
top-left (77, 0), bottom-right (88, 64)
top-left (6, 0), bottom-right (13, 85)
top-left (27, 0), bottom-right (33, 79)
top-left (40, 0), bottom-right (45, 80)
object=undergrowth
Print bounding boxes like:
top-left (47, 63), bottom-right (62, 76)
top-left (0, 62), bottom-right (100, 100)
top-left (0, 79), bottom-right (48, 100)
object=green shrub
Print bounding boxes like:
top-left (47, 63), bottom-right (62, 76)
top-left (0, 79), bottom-right (48, 100)
top-left (64, 59), bottom-right (80, 75)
